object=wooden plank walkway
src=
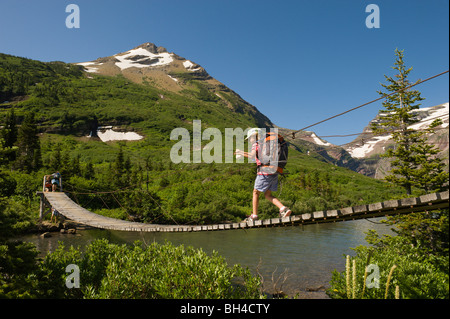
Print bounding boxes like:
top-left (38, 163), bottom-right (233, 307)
top-left (38, 190), bottom-right (449, 233)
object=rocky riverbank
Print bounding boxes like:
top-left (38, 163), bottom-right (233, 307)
top-left (35, 220), bottom-right (82, 238)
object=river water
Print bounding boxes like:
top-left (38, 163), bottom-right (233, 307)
top-left (20, 218), bottom-right (393, 298)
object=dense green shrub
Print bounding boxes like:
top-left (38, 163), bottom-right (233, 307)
top-left (327, 228), bottom-right (449, 299)
top-left (39, 239), bottom-right (262, 299)
top-left (0, 241), bottom-right (40, 298)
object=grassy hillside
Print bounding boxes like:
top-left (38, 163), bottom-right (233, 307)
top-left (0, 53), bottom-right (405, 230)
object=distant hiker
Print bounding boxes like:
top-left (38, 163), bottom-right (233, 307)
top-left (235, 128), bottom-right (291, 221)
top-left (51, 207), bottom-right (60, 223)
top-left (51, 171), bottom-right (61, 192)
top-left (44, 176), bottom-right (52, 192)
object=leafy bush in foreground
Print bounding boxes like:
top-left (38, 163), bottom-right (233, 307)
top-left (39, 239), bottom-right (262, 299)
top-left (327, 228), bottom-right (449, 299)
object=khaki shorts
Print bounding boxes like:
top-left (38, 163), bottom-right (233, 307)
top-left (254, 174), bottom-right (278, 192)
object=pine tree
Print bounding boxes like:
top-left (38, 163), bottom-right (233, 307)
top-left (83, 162), bottom-right (95, 180)
top-left (2, 108), bottom-right (18, 148)
top-left (49, 145), bottom-right (62, 171)
top-left (372, 49), bottom-right (448, 195)
top-left (15, 112), bottom-right (42, 172)
top-left (69, 155), bottom-right (81, 179)
top-left (0, 137), bottom-right (10, 166)
top-left (113, 147), bottom-right (125, 187)
top-left (1, 108), bottom-right (18, 161)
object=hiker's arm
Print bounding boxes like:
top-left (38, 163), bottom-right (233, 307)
top-left (235, 149), bottom-right (256, 160)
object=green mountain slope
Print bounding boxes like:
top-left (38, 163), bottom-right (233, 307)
top-left (0, 52), bottom-right (404, 227)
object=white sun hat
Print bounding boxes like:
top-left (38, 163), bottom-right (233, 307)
top-left (245, 128), bottom-right (262, 140)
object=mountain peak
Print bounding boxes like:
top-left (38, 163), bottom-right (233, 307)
top-left (75, 42), bottom-right (178, 75)
top-left (134, 42), bottom-right (168, 54)
top-left (76, 42), bottom-right (194, 74)
top-left (74, 42), bottom-right (273, 127)
top-left (75, 42), bottom-right (212, 88)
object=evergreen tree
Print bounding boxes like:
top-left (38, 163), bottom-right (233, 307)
top-left (0, 138), bottom-right (12, 166)
top-left (1, 108), bottom-right (17, 148)
top-left (1, 108), bottom-right (18, 161)
top-left (69, 155), bottom-right (81, 179)
top-left (49, 144), bottom-right (62, 171)
top-left (15, 112), bottom-right (42, 172)
top-left (372, 49), bottom-right (448, 195)
top-left (371, 49), bottom-right (449, 259)
top-left (83, 162), bottom-right (95, 180)
top-left (113, 147), bottom-right (125, 187)
top-left (33, 143), bottom-right (42, 171)
top-left (0, 137), bottom-right (17, 166)
top-left (60, 151), bottom-right (70, 177)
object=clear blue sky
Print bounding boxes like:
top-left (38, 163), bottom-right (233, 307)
top-left (1, 0), bottom-right (448, 145)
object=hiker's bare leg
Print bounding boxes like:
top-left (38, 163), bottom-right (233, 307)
top-left (264, 190), bottom-right (283, 209)
top-left (253, 189), bottom-right (260, 216)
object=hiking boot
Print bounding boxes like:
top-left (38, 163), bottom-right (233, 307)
top-left (244, 214), bottom-right (258, 222)
top-left (279, 207), bottom-right (292, 218)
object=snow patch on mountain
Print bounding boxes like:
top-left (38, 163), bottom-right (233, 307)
top-left (409, 102), bottom-right (449, 130)
top-left (167, 74), bottom-right (179, 82)
top-left (95, 127), bottom-right (143, 142)
top-left (183, 60), bottom-right (201, 71)
top-left (77, 62), bottom-right (102, 73)
top-left (114, 47), bottom-right (174, 70)
top-left (348, 135), bottom-right (391, 158)
top-left (310, 132), bottom-right (332, 146)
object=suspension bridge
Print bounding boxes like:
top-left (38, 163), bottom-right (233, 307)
top-left (35, 69), bottom-right (448, 233)
top-left (37, 189), bottom-right (449, 232)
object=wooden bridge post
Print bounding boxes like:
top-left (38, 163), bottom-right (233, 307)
top-left (37, 174), bottom-right (63, 221)
top-left (37, 191), bottom-right (52, 221)
top-left (38, 192), bottom-right (44, 220)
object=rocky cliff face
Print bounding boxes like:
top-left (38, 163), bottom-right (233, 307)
top-left (275, 127), bottom-right (361, 171)
top-left (342, 102), bottom-right (449, 178)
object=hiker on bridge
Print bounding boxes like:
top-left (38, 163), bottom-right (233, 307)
top-left (51, 207), bottom-right (60, 223)
top-left (235, 128), bottom-right (291, 221)
top-left (51, 171), bottom-right (61, 192)
top-left (44, 176), bottom-right (53, 192)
